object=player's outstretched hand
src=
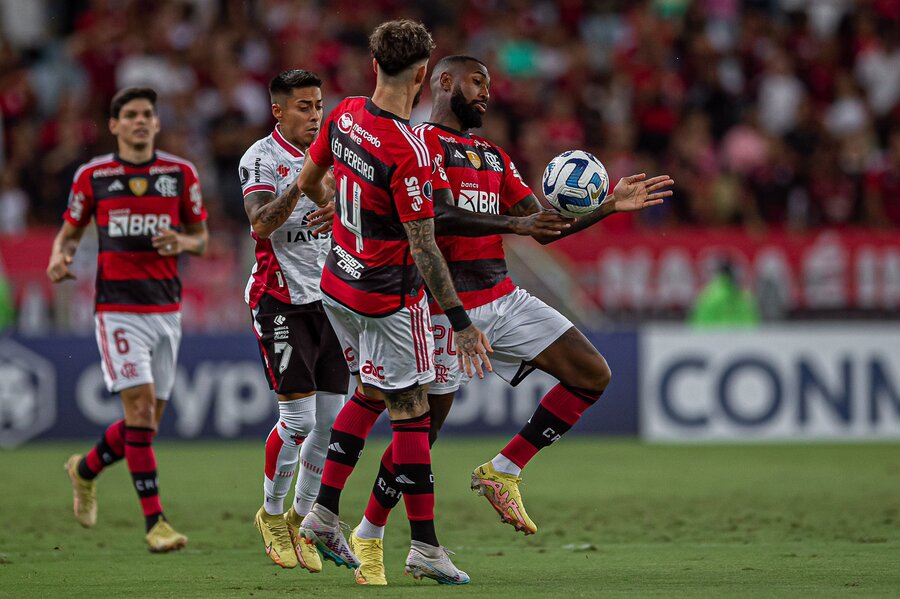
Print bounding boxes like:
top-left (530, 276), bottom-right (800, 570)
top-left (47, 253), bottom-right (76, 282)
top-left (455, 323), bottom-right (493, 379)
top-left (609, 173), bottom-right (674, 212)
top-left (152, 227), bottom-right (184, 256)
top-left (308, 201), bottom-right (335, 236)
top-left (513, 210), bottom-right (574, 238)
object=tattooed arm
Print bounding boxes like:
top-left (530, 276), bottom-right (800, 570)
top-left (403, 217), bottom-right (493, 379)
top-left (247, 169), bottom-right (336, 239)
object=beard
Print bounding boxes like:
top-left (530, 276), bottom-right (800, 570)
top-left (450, 86), bottom-right (483, 130)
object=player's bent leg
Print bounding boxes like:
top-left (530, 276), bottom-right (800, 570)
top-left (65, 454), bottom-right (98, 528)
top-left (66, 418), bottom-right (129, 527)
top-left (473, 328), bottom-right (609, 535)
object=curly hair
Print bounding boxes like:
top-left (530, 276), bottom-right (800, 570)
top-left (369, 19), bottom-right (435, 77)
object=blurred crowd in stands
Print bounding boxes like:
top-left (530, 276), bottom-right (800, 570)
top-left (1, 0), bottom-right (899, 237)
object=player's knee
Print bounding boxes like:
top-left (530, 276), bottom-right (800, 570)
top-left (583, 355), bottom-right (611, 395)
top-left (280, 407), bottom-right (316, 440)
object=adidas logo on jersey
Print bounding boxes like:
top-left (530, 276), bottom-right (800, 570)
top-left (453, 149), bottom-right (466, 160)
top-left (108, 179), bottom-right (125, 192)
top-left (327, 442), bottom-right (345, 454)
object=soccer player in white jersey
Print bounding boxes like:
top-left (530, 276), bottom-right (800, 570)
top-left (239, 70), bottom-right (349, 572)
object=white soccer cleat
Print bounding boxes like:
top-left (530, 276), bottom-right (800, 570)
top-left (405, 541), bottom-right (470, 585)
top-left (299, 507), bottom-right (360, 569)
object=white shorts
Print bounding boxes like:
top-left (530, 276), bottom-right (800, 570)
top-left (322, 294), bottom-right (435, 392)
top-left (94, 311), bottom-right (182, 399)
top-left (430, 287), bottom-right (572, 393)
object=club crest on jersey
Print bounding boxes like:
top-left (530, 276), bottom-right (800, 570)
top-left (484, 152), bottom-right (503, 172)
top-left (154, 175), bottom-right (178, 197)
top-left (277, 164), bottom-right (290, 178)
top-left (129, 177), bottom-right (149, 196)
top-left (466, 150), bottom-right (482, 169)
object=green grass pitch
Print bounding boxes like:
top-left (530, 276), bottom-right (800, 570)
top-left (1, 438), bottom-right (898, 597)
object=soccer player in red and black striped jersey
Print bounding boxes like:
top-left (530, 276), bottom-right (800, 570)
top-left (292, 20), bottom-right (570, 586)
top-left (47, 87), bottom-right (208, 553)
top-left (353, 56), bottom-right (673, 554)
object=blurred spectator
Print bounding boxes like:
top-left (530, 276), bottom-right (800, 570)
top-left (0, 0), bottom-right (897, 234)
top-left (689, 261), bottom-right (760, 328)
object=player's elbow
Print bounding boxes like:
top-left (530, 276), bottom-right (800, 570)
top-left (250, 221), bottom-right (272, 240)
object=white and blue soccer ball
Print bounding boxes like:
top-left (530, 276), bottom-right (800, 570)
top-left (541, 150), bottom-right (610, 217)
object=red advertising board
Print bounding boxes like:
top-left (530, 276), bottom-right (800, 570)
top-left (550, 227), bottom-right (900, 313)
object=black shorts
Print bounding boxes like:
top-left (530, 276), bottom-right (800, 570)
top-left (252, 294), bottom-right (350, 395)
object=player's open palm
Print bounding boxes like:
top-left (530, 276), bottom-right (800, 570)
top-left (455, 324), bottom-right (493, 379)
top-left (47, 253), bottom-right (76, 283)
top-left (610, 173), bottom-right (674, 212)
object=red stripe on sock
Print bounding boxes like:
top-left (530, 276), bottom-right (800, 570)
top-left (403, 493), bottom-right (435, 521)
top-left (321, 461), bottom-right (354, 490)
top-left (84, 419), bottom-right (126, 474)
top-left (139, 495), bottom-right (163, 517)
top-left (539, 384), bottom-right (599, 425)
top-left (334, 391), bottom-right (385, 435)
top-left (124, 428), bottom-right (157, 471)
top-left (364, 444), bottom-right (395, 526)
top-left (264, 425), bottom-right (284, 481)
top-left (500, 434), bottom-right (539, 469)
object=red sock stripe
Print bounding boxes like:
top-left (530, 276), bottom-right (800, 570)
top-left (539, 383), bottom-right (598, 425)
top-left (124, 428), bottom-right (157, 471)
top-left (84, 419), bottom-right (126, 474)
top-left (139, 495), bottom-right (163, 517)
top-left (390, 413), bottom-right (431, 433)
top-left (363, 444), bottom-right (396, 526)
top-left (264, 425), bottom-right (284, 481)
top-left (500, 434), bottom-right (539, 469)
top-left (404, 493), bottom-right (435, 521)
top-left (321, 461), bottom-right (354, 490)
top-left (336, 391), bottom-right (385, 432)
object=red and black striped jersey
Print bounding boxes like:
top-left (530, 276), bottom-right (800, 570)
top-left (308, 97), bottom-right (450, 317)
top-left (63, 151), bottom-right (207, 313)
top-left (413, 123), bottom-right (532, 312)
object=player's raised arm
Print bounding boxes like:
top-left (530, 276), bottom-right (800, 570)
top-left (508, 173), bottom-right (674, 244)
top-left (432, 187), bottom-right (573, 237)
top-left (47, 221), bottom-right (86, 282)
top-left (402, 216), bottom-right (493, 379)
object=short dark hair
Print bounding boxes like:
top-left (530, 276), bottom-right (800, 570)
top-left (110, 87), bottom-right (157, 119)
top-left (369, 19), bottom-right (435, 77)
top-left (433, 55), bottom-right (487, 73)
top-left (269, 69), bottom-right (323, 104)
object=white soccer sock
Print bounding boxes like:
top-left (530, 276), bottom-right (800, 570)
top-left (263, 396), bottom-right (315, 516)
top-left (491, 454), bottom-right (522, 477)
top-left (294, 391), bottom-right (344, 516)
top-left (355, 516), bottom-right (385, 540)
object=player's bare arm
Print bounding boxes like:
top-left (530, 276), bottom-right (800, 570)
top-left (295, 157), bottom-right (336, 235)
top-left (152, 221), bottom-right (208, 257)
top-left (433, 188), bottom-right (573, 238)
top-left (47, 221), bottom-right (87, 283)
top-left (510, 173), bottom-right (674, 244)
top-left (402, 217), bottom-right (493, 379)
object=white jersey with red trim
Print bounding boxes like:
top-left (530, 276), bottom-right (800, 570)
top-left (239, 126), bottom-right (330, 308)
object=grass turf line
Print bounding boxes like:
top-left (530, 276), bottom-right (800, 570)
top-left (0, 438), bottom-right (897, 597)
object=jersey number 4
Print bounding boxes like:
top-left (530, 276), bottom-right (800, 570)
top-left (338, 175), bottom-right (363, 252)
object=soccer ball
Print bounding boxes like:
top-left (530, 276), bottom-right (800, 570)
top-left (541, 150), bottom-right (610, 217)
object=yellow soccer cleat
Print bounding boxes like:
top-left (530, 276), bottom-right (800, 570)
top-left (255, 507), bottom-right (297, 568)
top-left (349, 527), bottom-right (387, 585)
top-left (284, 507), bottom-right (323, 573)
top-left (471, 462), bottom-right (537, 535)
top-left (146, 519), bottom-right (188, 553)
top-left (64, 454), bottom-right (97, 528)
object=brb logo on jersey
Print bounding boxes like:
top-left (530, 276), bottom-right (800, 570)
top-left (108, 208), bottom-right (172, 237)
